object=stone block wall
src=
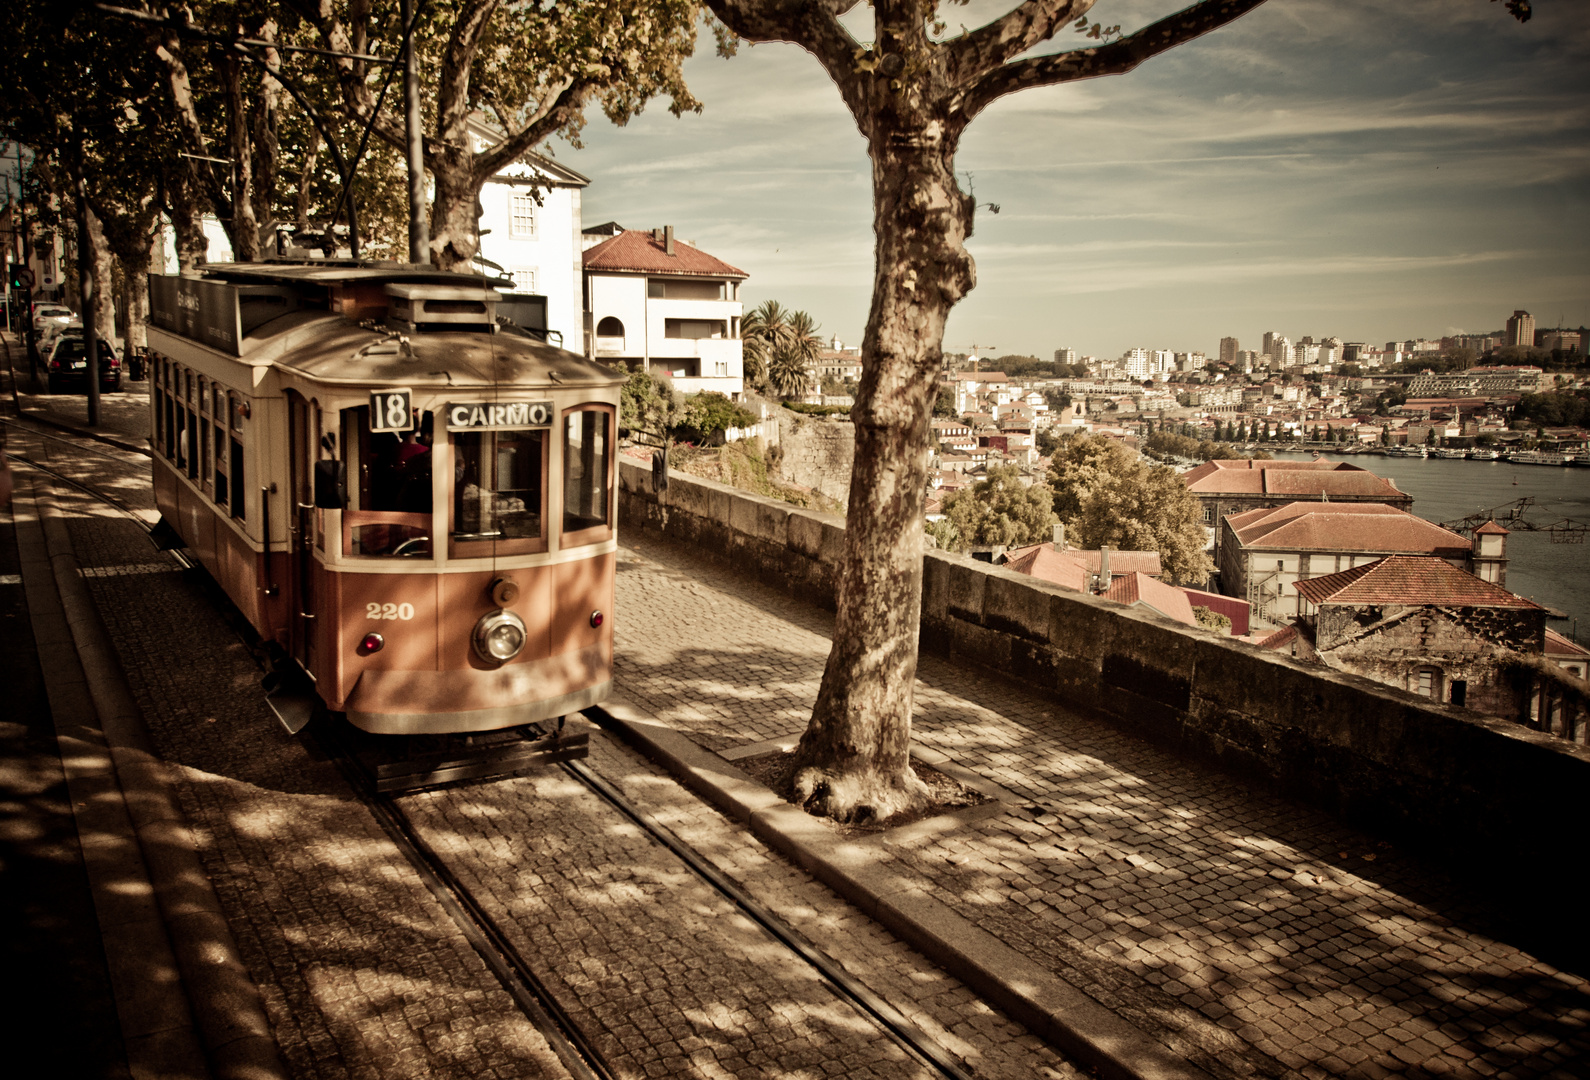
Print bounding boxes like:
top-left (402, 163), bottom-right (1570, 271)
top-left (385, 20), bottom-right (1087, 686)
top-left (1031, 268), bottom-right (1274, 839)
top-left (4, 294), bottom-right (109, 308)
top-left (618, 461), bottom-right (1589, 886)
top-left (773, 412), bottom-right (855, 507)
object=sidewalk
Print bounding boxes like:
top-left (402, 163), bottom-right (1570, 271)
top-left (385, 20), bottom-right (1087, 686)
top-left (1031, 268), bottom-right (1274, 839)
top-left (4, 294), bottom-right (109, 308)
top-left (604, 532), bottom-right (1590, 1080)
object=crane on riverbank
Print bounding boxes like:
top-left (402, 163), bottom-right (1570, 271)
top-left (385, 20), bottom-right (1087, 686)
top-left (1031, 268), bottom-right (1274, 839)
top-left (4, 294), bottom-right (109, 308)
top-left (1441, 497), bottom-right (1589, 544)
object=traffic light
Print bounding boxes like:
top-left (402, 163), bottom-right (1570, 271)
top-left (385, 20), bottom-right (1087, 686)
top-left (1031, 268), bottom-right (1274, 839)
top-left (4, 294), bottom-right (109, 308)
top-left (7, 263), bottom-right (33, 290)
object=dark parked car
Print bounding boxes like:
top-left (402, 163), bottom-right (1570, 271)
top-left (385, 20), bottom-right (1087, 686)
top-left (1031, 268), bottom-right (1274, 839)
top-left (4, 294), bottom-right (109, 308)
top-left (47, 329), bottom-right (122, 394)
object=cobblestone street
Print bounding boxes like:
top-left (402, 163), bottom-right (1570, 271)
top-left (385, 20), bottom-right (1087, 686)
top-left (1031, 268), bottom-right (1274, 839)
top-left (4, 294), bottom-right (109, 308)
top-left (3, 369), bottom-right (1078, 1079)
top-left (7, 342), bottom-right (1588, 1080)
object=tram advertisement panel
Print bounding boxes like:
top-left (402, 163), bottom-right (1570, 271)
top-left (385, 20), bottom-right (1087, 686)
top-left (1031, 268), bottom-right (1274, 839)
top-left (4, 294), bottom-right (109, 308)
top-left (148, 275), bottom-right (242, 355)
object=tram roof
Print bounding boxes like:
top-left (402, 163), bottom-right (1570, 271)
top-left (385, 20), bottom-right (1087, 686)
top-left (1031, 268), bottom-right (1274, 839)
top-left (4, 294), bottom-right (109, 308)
top-left (244, 309), bottom-right (625, 391)
top-left (197, 260), bottom-right (512, 289)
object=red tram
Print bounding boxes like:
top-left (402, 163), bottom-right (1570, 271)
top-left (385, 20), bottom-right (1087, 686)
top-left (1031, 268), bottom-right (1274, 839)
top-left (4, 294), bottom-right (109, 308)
top-left (146, 263), bottom-right (620, 737)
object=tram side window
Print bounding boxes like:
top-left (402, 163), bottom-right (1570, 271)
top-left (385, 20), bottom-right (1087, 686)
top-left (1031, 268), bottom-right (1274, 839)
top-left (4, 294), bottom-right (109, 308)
top-left (175, 403), bottom-right (188, 470)
top-left (164, 366), bottom-right (177, 459)
top-left (230, 437), bottom-right (245, 521)
top-left (186, 403), bottom-right (200, 480)
top-left (453, 428), bottom-right (545, 541)
top-left (562, 408), bottom-right (611, 539)
top-left (214, 424), bottom-right (228, 505)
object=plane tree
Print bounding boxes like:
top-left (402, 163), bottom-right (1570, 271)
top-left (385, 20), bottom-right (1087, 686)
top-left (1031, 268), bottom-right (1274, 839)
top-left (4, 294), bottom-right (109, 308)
top-left (292, 0), bottom-right (705, 270)
top-left (703, 0), bottom-right (1534, 824)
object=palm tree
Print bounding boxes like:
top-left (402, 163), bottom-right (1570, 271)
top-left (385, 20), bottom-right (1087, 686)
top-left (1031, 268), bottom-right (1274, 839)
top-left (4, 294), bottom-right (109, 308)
top-left (741, 300), bottom-right (790, 391)
top-left (768, 350), bottom-right (813, 400)
top-left (768, 310), bottom-right (823, 401)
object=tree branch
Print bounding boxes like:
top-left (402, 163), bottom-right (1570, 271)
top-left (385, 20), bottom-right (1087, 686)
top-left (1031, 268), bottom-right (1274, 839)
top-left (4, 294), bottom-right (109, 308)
top-left (957, 0), bottom-right (1270, 122)
top-left (704, 0), bottom-right (867, 119)
top-left (470, 75), bottom-right (590, 183)
top-left (943, 0), bottom-right (1096, 87)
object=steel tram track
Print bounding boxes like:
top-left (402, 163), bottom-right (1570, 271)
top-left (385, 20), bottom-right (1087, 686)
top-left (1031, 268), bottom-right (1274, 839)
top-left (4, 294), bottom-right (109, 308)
top-left (23, 449), bottom-right (979, 1080)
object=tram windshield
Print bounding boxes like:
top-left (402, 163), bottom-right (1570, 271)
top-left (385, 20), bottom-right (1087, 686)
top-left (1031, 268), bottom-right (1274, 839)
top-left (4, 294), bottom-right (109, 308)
top-left (453, 429), bottom-right (545, 543)
top-left (341, 406), bottom-right (433, 556)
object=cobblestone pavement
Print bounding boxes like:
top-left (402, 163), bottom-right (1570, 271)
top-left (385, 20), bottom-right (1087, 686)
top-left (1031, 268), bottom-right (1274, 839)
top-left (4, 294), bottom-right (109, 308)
top-left (7, 385), bottom-right (1082, 1077)
top-left (612, 533), bottom-right (1590, 1080)
top-left (9, 418), bottom-right (572, 1080)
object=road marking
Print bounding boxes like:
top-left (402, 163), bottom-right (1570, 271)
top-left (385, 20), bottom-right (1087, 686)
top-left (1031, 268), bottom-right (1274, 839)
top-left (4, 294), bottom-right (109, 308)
top-left (79, 564), bottom-right (181, 578)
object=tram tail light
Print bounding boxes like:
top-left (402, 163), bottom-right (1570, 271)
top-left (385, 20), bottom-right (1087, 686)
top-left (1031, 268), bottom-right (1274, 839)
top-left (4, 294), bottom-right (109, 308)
top-left (358, 632), bottom-right (385, 655)
top-left (590, 610), bottom-right (604, 628)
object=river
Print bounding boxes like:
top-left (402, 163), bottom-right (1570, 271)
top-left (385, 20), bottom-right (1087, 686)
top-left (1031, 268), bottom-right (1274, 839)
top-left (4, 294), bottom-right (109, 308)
top-left (1270, 451), bottom-right (1590, 642)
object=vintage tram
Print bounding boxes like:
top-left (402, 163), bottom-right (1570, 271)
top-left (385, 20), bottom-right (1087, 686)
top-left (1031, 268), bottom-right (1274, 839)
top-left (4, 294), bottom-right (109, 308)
top-left (145, 263), bottom-right (620, 745)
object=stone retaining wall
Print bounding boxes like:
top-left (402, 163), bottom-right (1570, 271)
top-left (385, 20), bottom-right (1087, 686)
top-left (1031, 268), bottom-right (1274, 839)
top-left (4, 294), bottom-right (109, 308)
top-left (619, 460), bottom-right (1589, 883)
top-left (772, 412), bottom-right (855, 508)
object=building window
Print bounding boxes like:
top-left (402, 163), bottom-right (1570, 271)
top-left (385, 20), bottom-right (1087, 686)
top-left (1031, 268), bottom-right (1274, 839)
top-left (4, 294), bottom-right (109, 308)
top-left (664, 318), bottom-right (726, 340)
top-left (596, 316), bottom-right (624, 338)
top-left (648, 278), bottom-right (725, 301)
top-left (1202, 508), bottom-right (1213, 524)
top-left (1450, 680), bottom-right (1467, 707)
top-left (1415, 667), bottom-right (1443, 700)
top-left (509, 266), bottom-right (537, 293)
top-left (509, 193), bottom-right (537, 238)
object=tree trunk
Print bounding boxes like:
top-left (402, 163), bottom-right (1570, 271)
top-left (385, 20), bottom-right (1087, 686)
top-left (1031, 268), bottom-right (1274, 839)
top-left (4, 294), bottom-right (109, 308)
top-left (122, 259), bottom-right (148, 357)
top-left (429, 145), bottom-right (477, 271)
top-left (84, 204), bottom-right (117, 345)
top-left (224, 54), bottom-right (260, 262)
top-left (166, 166), bottom-right (209, 272)
top-left (790, 129), bottom-right (975, 824)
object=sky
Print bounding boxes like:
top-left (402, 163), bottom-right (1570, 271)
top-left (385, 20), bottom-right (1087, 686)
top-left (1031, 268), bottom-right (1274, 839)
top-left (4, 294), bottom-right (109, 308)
top-left (553, 0), bottom-right (1590, 362)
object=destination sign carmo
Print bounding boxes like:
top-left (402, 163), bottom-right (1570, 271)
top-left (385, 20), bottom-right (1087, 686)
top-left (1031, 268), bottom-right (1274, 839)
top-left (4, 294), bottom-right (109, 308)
top-left (446, 400), bottom-right (554, 430)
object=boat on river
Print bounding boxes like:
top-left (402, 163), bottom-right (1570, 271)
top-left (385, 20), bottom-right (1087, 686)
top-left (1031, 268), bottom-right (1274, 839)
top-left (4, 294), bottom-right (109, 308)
top-left (1506, 451), bottom-right (1575, 466)
top-left (1468, 449), bottom-right (1501, 461)
top-left (1387, 446), bottom-right (1427, 458)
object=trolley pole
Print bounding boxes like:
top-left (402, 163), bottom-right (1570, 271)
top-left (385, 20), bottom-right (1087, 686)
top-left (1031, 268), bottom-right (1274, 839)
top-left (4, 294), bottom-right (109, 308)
top-left (401, 0), bottom-right (429, 266)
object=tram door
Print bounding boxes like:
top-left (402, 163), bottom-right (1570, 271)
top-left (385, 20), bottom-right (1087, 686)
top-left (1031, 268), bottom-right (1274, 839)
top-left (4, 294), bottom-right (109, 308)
top-left (286, 391), bottom-right (317, 675)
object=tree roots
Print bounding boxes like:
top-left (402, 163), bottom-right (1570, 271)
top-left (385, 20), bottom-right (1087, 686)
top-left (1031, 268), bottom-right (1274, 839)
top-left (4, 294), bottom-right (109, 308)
top-left (791, 763), bottom-right (932, 825)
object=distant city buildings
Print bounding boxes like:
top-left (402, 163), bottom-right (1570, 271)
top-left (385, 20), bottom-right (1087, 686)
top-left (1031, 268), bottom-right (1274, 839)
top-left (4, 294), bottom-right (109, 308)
top-left (1506, 310), bottom-right (1536, 348)
top-left (1054, 346), bottom-right (1077, 365)
top-left (1219, 337), bottom-right (1239, 366)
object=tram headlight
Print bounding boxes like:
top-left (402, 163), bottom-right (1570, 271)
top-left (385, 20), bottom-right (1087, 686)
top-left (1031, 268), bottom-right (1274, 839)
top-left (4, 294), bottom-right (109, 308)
top-left (473, 609), bottom-right (527, 664)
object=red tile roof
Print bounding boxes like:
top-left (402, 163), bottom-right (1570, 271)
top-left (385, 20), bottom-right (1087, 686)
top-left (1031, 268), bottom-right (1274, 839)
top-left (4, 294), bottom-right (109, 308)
top-left (1103, 572), bottom-right (1197, 626)
top-left (1227, 501), bottom-right (1470, 555)
top-left (582, 230), bottom-right (748, 278)
top-left (1184, 460), bottom-right (1408, 500)
top-left (1001, 545), bottom-right (1089, 592)
top-left (1474, 520), bottom-right (1510, 536)
top-left (1544, 628), bottom-right (1590, 658)
top-left (1255, 625), bottom-right (1299, 650)
top-left (1292, 555), bottom-right (1541, 609)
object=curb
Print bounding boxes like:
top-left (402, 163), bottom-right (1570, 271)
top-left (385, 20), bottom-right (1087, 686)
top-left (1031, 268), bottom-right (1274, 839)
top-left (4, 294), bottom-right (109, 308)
top-left (29, 475), bottom-right (289, 1080)
top-left (587, 694), bottom-right (1213, 1080)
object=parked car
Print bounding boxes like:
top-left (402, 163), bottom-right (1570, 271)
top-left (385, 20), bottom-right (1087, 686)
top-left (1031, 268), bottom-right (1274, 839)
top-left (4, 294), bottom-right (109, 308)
top-left (46, 329), bottom-right (122, 394)
top-left (31, 303), bottom-right (74, 337)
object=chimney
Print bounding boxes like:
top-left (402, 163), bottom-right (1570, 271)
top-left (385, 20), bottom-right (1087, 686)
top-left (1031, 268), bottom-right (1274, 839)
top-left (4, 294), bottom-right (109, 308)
top-left (664, 225), bottom-right (675, 256)
top-left (652, 227), bottom-right (663, 242)
top-left (1098, 544), bottom-right (1111, 583)
top-left (1052, 523), bottom-right (1066, 552)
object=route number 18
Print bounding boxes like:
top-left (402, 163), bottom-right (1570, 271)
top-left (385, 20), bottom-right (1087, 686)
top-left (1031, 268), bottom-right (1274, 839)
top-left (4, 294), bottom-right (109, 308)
top-left (370, 389), bottom-right (414, 433)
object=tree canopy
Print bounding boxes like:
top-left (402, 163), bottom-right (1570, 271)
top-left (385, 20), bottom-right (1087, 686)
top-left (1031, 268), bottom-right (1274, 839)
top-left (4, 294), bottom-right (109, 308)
top-left (1048, 435), bottom-right (1212, 586)
top-left (939, 465), bottom-right (1056, 552)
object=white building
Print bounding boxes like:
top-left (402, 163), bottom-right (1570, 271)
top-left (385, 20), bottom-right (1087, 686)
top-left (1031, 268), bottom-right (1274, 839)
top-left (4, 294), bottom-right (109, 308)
top-left (1054, 346), bottom-right (1077, 365)
top-left (583, 226), bottom-right (748, 398)
top-left (471, 128), bottom-right (589, 349)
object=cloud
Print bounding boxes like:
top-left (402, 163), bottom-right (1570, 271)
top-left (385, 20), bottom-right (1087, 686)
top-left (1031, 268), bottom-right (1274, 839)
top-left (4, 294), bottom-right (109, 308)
top-left (564, 0), bottom-right (1590, 354)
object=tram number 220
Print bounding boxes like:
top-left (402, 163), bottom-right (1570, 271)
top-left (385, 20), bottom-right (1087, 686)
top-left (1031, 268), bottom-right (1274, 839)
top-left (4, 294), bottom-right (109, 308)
top-left (367, 602), bottom-right (415, 621)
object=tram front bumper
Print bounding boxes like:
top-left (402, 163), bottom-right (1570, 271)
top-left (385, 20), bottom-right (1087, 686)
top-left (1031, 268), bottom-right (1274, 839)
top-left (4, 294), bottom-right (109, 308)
top-left (344, 643), bottom-right (611, 735)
